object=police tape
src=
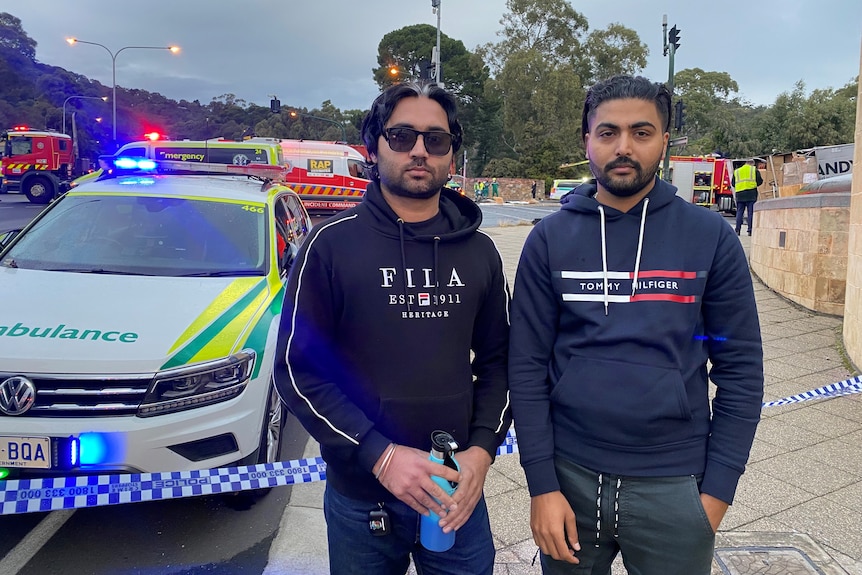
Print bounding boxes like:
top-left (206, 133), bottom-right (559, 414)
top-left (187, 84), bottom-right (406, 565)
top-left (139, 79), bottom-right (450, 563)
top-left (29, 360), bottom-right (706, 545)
top-left (3, 376), bottom-right (860, 516)
top-left (761, 374), bottom-right (862, 408)
top-left (0, 432), bottom-right (521, 516)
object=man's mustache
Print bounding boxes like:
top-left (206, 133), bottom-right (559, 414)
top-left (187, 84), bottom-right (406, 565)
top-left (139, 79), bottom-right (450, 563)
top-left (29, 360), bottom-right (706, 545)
top-left (605, 158), bottom-right (641, 171)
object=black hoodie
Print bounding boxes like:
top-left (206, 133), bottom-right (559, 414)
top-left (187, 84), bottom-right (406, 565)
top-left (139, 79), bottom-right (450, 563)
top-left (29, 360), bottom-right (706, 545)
top-left (274, 181), bottom-right (512, 502)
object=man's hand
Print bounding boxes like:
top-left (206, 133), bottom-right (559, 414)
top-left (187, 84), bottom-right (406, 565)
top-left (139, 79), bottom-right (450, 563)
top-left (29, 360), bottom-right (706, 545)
top-left (439, 446), bottom-right (492, 532)
top-left (376, 445), bottom-right (460, 518)
top-left (700, 493), bottom-right (729, 533)
top-left (531, 491), bottom-right (580, 564)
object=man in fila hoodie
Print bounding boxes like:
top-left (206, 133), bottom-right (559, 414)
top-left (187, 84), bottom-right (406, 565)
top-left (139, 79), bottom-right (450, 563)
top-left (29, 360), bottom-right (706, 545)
top-left (509, 75), bottom-right (763, 574)
top-left (274, 81), bottom-right (511, 575)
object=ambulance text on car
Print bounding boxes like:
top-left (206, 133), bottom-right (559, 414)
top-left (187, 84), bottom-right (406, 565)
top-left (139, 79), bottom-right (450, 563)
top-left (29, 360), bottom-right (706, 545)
top-left (0, 158), bottom-right (311, 484)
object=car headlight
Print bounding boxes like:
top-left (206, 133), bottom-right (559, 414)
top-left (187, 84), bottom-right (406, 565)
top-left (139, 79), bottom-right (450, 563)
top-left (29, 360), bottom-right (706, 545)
top-left (138, 350), bottom-right (255, 417)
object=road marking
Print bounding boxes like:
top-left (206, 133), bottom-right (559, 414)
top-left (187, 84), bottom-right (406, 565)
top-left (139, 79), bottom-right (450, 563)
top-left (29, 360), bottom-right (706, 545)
top-left (0, 509), bottom-right (76, 575)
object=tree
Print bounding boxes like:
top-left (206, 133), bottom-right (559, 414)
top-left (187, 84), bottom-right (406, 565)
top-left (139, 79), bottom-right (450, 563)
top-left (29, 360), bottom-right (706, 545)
top-left (670, 68), bottom-right (742, 155)
top-left (584, 23), bottom-right (648, 85)
top-left (484, 0), bottom-right (589, 75)
top-left (0, 13), bottom-right (36, 61)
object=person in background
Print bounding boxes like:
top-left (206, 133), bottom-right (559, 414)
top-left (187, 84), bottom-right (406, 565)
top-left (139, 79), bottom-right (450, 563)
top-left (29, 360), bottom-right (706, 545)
top-left (508, 74), bottom-right (764, 575)
top-left (732, 158), bottom-right (763, 236)
top-left (274, 80), bottom-right (512, 575)
top-left (490, 177), bottom-right (499, 197)
top-left (531, 180), bottom-right (538, 200)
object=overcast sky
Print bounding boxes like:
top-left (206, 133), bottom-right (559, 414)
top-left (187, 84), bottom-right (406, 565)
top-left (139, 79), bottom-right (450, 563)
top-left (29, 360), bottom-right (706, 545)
top-left (9, 0), bottom-right (862, 113)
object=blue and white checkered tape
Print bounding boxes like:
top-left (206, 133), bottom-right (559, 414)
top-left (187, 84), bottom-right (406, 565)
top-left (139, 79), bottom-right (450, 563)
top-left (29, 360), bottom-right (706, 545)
top-left (1, 457), bottom-right (325, 516)
top-left (3, 375), bottom-right (860, 516)
top-left (761, 375), bottom-right (862, 408)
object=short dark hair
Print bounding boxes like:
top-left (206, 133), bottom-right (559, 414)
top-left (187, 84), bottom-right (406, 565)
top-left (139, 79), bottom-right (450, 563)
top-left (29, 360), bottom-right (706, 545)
top-left (361, 81), bottom-right (463, 159)
top-left (581, 75), bottom-right (672, 142)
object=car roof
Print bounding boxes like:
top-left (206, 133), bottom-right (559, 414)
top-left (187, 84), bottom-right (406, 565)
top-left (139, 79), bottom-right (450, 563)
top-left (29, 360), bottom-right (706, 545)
top-left (69, 173), bottom-right (293, 203)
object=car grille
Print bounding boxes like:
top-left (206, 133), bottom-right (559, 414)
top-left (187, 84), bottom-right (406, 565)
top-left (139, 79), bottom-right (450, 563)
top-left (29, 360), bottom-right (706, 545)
top-left (3, 374), bottom-right (154, 417)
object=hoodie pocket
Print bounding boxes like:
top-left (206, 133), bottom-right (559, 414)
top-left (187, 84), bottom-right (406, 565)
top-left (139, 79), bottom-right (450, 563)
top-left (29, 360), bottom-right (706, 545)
top-left (550, 355), bottom-right (692, 448)
top-left (376, 389), bottom-right (472, 451)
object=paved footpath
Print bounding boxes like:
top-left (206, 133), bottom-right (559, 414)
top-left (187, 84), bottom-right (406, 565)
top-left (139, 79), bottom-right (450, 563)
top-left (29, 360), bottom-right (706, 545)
top-left (265, 222), bottom-right (862, 575)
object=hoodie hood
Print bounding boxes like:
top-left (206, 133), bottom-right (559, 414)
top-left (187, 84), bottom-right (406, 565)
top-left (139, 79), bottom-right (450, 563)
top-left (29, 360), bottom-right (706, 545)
top-left (361, 180), bottom-right (482, 241)
top-left (560, 176), bottom-right (679, 216)
top-left (559, 176), bottom-right (681, 315)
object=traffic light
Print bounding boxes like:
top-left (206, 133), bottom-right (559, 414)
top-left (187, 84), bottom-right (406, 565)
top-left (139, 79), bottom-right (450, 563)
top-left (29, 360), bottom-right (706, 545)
top-left (270, 98), bottom-right (281, 113)
top-left (673, 99), bottom-right (686, 132)
top-left (419, 59), bottom-right (433, 80)
top-left (669, 25), bottom-right (681, 50)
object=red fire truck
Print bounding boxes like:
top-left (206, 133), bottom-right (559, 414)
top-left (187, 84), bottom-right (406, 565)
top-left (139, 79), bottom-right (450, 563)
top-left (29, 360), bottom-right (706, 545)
top-left (668, 155), bottom-right (735, 214)
top-left (0, 126), bottom-right (85, 204)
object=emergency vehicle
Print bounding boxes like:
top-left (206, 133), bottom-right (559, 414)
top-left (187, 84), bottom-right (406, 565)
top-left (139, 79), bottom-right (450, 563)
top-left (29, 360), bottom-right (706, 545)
top-left (667, 155), bottom-right (735, 214)
top-left (278, 140), bottom-right (370, 213)
top-left (70, 137), bottom-right (285, 188)
top-left (0, 158), bottom-right (311, 482)
top-left (1, 126), bottom-right (86, 204)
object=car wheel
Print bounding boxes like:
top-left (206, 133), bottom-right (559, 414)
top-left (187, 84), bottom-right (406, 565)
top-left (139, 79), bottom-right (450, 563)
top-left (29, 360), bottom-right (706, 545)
top-left (24, 176), bottom-right (54, 204)
top-left (257, 381), bottom-right (284, 465)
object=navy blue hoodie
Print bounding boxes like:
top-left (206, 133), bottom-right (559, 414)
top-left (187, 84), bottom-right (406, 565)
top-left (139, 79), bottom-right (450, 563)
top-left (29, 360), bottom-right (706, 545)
top-left (274, 181), bottom-right (512, 502)
top-left (509, 177), bottom-right (763, 504)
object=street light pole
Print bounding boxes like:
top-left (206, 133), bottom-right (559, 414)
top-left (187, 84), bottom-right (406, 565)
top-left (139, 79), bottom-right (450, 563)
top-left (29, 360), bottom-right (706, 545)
top-left (289, 111), bottom-right (347, 143)
top-left (62, 95), bottom-right (108, 135)
top-left (432, 0), bottom-right (442, 83)
top-left (66, 38), bottom-right (179, 147)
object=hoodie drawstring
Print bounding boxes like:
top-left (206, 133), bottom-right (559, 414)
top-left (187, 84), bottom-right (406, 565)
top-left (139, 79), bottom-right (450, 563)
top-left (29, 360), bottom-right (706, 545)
top-left (433, 237), bottom-right (440, 306)
top-left (597, 198), bottom-right (650, 315)
top-left (598, 206), bottom-right (609, 316)
top-left (397, 218), bottom-right (410, 312)
top-left (630, 198), bottom-right (649, 297)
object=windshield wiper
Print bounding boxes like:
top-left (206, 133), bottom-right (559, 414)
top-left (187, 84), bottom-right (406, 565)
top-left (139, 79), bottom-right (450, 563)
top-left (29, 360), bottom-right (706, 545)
top-left (43, 268), bottom-right (148, 275)
top-left (178, 270), bottom-right (264, 277)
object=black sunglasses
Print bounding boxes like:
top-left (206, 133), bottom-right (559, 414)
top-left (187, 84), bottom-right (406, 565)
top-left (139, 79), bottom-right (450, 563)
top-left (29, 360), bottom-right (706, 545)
top-left (382, 127), bottom-right (454, 156)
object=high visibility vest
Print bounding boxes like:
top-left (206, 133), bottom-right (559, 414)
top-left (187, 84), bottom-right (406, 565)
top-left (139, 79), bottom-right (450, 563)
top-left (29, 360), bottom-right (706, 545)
top-left (734, 164), bottom-right (758, 192)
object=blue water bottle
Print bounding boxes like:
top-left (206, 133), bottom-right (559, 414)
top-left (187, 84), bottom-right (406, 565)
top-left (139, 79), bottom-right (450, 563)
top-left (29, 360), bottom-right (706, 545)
top-left (420, 430), bottom-right (460, 552)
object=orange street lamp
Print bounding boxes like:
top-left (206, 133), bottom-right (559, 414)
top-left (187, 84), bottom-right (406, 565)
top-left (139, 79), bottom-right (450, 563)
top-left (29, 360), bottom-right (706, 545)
top-left (62, 95), bottom-right (108, 135)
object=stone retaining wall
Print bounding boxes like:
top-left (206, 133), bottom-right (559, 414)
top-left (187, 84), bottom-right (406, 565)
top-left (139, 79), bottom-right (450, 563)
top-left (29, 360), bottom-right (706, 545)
top-left (750, 193), bottom-right (850, 316)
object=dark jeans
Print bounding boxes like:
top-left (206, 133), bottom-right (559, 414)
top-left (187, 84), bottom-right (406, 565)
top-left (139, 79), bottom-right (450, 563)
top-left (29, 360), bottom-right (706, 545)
top-left (735, 200), bottom-right (755, 234)
top-left (324, 484), bottom-right (495, 575)
top-left (540, 458), bottom-right (716, 575)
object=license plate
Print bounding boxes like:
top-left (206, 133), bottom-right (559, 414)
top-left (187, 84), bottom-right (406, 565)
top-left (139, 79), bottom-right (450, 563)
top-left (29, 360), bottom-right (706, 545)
top-left (0, 436), bottom-right (51, 468)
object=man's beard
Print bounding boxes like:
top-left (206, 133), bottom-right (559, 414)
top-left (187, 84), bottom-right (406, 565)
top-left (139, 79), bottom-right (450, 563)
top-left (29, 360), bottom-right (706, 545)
top-left (378, 160), bottom-right (446, 200)
top-left (591, 156), bottom-right (661, 198)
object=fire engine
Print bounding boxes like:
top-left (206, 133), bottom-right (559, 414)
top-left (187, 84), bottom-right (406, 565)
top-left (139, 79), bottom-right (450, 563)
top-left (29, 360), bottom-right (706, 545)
top-left (0, 126), bottom-right (87, 204)
top-left (667, 155), bottom-right (735, 214)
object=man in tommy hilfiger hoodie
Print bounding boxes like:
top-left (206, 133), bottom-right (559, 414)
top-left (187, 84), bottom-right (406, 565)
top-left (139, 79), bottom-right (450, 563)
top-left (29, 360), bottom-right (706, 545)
top-left (273, 81), bottom-right (511, 575)
top-left (509, 75), bottom-right (763, 575)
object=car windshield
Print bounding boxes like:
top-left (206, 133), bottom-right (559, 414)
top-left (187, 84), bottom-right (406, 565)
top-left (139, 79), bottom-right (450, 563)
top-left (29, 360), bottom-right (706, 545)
top-left (1, 195), bottom-right (266, 277)
top-left (556, 180), bottom-right (579, 188)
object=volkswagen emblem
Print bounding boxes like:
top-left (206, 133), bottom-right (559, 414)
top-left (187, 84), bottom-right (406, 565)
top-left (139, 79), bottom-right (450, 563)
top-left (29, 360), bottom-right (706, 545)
top-left (0, 376), bottom-right (36, 415)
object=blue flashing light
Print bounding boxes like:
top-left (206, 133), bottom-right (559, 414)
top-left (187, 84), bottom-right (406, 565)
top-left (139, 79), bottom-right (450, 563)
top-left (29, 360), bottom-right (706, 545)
top-left (119, 177), bottom-right (156, 186)
top-left (79, 433), bottom-right (112, 465)
top-left (113, 157), bottom-right (157, 171)
top-left (70, 437), bottom-right (79, 466)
